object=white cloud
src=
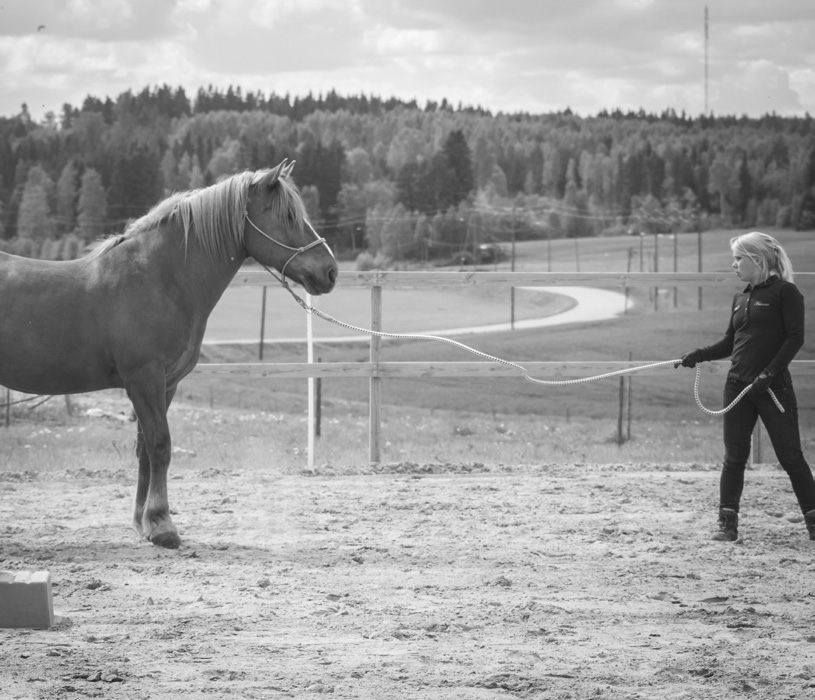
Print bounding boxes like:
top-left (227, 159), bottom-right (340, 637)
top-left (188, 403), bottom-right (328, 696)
top-left (711, 60), bottom-right (804, 116)
top-left (0, 0), bottom-right (813, 119)
top-left (613, 0), bottom-right (656, 9)
top-left (64, 0), bottom-right (133, 31)
top-left (364, 26), bottom-right (443, 55)
top-left (789, 69), bottom-right (815, 114)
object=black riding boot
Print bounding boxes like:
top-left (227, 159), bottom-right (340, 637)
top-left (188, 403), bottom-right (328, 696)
top-left (712, 508), bottom-right (738, 541)
top-left (804, 510), bottom-right (815, 541)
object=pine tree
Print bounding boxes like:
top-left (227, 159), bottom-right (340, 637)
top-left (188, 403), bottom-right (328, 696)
top-left (443, 130), bottom-right (475, 206)
top-left (17, 171), bottom-right (55, 247)
top-left (207, 137), bottom-right (243, 181)
top-left (108, 147), bottom-right (162, 226)
top-left (60, 232), bottom-right (82, 259)
top-left (736, 154), bottom-right (753, 224)
top-left (189, 158), bottom-right (206, 189)
top-left (160, 149), bottom-right (178, 194)
top-left (796, 141), bottom-right (815, 230)
top-left (176, 152), bottom-right (193, 191)
top-left (300, 185), bottom-right (321, 224)
top-left (77, 168), bottom-right (108, 242)
top-left (56, 160), bottom-right (79, 234)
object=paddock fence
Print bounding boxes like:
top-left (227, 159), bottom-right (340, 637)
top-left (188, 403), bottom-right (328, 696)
top-left (194, 270), bottom-right (815, 462)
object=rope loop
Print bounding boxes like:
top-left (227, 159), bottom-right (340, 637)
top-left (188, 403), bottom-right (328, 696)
top-left (692, 364), bottom-right (784, 415)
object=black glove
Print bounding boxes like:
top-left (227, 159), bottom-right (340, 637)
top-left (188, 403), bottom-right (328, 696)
top-left (675, 349), bottom-right (704, 369)
top-left (750, 370), bottom-right (774, 395)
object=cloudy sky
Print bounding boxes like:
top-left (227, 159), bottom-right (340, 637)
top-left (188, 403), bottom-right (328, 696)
top-left (1, 0), bottom-right (814, 122)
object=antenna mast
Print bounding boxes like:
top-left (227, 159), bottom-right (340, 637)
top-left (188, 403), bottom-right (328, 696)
top-left (704, 6), bottom-right (709, 116)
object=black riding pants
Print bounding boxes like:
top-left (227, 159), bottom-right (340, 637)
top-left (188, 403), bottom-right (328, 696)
top-left (720, 378), bottom-right (815, 514)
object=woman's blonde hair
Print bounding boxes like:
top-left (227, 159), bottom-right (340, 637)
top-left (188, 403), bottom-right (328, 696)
top-left (730, 231), bottom-right (794, 284)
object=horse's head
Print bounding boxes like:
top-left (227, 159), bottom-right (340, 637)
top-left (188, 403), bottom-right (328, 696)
top-left (243, 161), bottom-right (338, 295)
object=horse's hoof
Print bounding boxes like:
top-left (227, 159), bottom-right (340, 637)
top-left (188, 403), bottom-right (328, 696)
top-left (149, 531), bottom-right (181, 549)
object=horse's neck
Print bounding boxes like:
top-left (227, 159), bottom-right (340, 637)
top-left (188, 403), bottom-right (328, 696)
top-left (180, 240), bottom-right (246, 317)
top-left (106, 223), bottom-right (245, 322)
top-left (128, 225), bottom-right (245, 320)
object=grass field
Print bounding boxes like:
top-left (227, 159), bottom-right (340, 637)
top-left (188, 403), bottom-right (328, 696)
top-left (3, 228), bottom-right (813, 466)
top-left (190, 228), bottom-right (815, 435)
top-left (0, 391), bottom-right (732, 472)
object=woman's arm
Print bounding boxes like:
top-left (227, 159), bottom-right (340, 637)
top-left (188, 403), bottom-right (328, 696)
top-left (765, 284), bottom-right (805, 376)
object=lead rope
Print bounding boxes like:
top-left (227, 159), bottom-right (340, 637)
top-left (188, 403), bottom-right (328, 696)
top-left (262, 265), bottom-right (784, 416)
top-left (692, 365), bottom-right (784, 415)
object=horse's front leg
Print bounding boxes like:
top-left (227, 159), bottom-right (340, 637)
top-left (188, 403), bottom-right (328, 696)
top-left (132, 422), bottom-right (150, 536)
top-left (128, 379), bottom-right (180, 549)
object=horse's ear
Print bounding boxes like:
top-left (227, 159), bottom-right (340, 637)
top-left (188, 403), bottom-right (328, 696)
top-left (263, 160), bottom-right (287, 188)
top-left (282, 160), bottom-right (296, 178)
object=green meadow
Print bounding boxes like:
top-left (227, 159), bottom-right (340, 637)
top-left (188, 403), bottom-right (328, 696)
top-left (193, 228), bottom-right (815, 429)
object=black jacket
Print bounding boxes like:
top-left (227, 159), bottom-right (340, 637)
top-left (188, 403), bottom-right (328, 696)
top-left (696, 275), bottom-right (805, 386)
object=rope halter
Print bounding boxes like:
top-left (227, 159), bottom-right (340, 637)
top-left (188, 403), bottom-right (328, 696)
top-left (244, 212), bottom-right (332, 283)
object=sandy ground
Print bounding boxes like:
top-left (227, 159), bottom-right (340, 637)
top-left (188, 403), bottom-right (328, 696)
top-left (2, 456), bottom-right (815, 699)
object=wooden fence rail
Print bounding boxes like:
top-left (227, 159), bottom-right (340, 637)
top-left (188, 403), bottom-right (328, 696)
top-left (233, 269), bottom-right (748, 288)
top-left (196, 270), bottom-right (815, 463)
top-left (195, 359), bottom-right (815, 380)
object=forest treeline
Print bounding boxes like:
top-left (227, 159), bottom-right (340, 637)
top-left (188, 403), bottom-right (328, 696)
top-left (1, 84), bottom-right (814, 264)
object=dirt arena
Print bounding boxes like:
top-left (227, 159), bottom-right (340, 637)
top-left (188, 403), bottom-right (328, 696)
top-left (2, 459), bottom-right (815, 699)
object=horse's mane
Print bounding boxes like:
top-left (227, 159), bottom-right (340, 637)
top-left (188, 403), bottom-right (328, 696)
top-left (86, 168), bottom-right (307, 260)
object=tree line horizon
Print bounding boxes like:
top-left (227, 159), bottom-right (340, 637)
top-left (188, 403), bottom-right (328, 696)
top-left (1, 84), bottom-right (814, 265)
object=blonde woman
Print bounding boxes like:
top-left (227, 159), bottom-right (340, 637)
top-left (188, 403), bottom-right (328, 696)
top-left (678, 231), bottom-right (815, 542)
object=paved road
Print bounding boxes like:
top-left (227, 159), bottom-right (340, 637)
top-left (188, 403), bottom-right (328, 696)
top-left (203, 286), bottom-right (629, 345)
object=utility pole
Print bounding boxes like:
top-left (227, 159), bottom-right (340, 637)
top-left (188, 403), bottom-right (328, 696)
top-left (510, 208), bottom-right (517, 330)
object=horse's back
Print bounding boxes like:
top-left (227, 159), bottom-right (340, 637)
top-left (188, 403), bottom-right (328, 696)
top-left (0, 253), bottom-right (120, 394)
top-left (1, 237), bottom-right (214, 395)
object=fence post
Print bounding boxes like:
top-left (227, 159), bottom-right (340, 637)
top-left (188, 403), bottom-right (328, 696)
top-left (616, 374), bottom-right (626, 445)
top-left (639, 234), bottom-right (644, 272)
top-left (653, 232), bottom-right (659, 311)
top-left (751, 423), bottom-right (762, 467)
top-left (259, 286), bottom-right (267, 360)
top-left (369, 280), bottom-right (383, 464)
top-left (510, 223), bottom-right (517, 330)
top-left (307, 292), bottom-right (314, 470)
top-left (624, 247), bottom-right (633, 313)
top-left (626, 351), bottom-right (633, 441)
top-left (697, 229), bottom-right (703, 310)
top-left (673, 232), bottom-right (678, 308)
top-left (547, 229), bottom-right (552, 272)
top-left (315, 358), bottom-right (322, 438)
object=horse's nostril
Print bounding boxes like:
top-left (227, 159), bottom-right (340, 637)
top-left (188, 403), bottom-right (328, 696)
top-left (329, 267), bottom-right (337, 284)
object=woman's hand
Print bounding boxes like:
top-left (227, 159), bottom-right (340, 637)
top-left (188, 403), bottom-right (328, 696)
top-left (675, 350), bottom-right (704, 368)
top-left (750, 370), bottom-right (774, 395)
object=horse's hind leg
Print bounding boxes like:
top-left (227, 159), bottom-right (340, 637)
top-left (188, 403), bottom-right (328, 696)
top-left (127, 378), bottom-right (181, 549)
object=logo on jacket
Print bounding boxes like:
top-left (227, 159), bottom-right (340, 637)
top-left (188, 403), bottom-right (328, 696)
top-left (754, 301), bottom-right (770, 307)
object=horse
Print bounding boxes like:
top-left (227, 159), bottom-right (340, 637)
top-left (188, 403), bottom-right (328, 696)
top-left (0, 160), bottom-right (337, 548)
